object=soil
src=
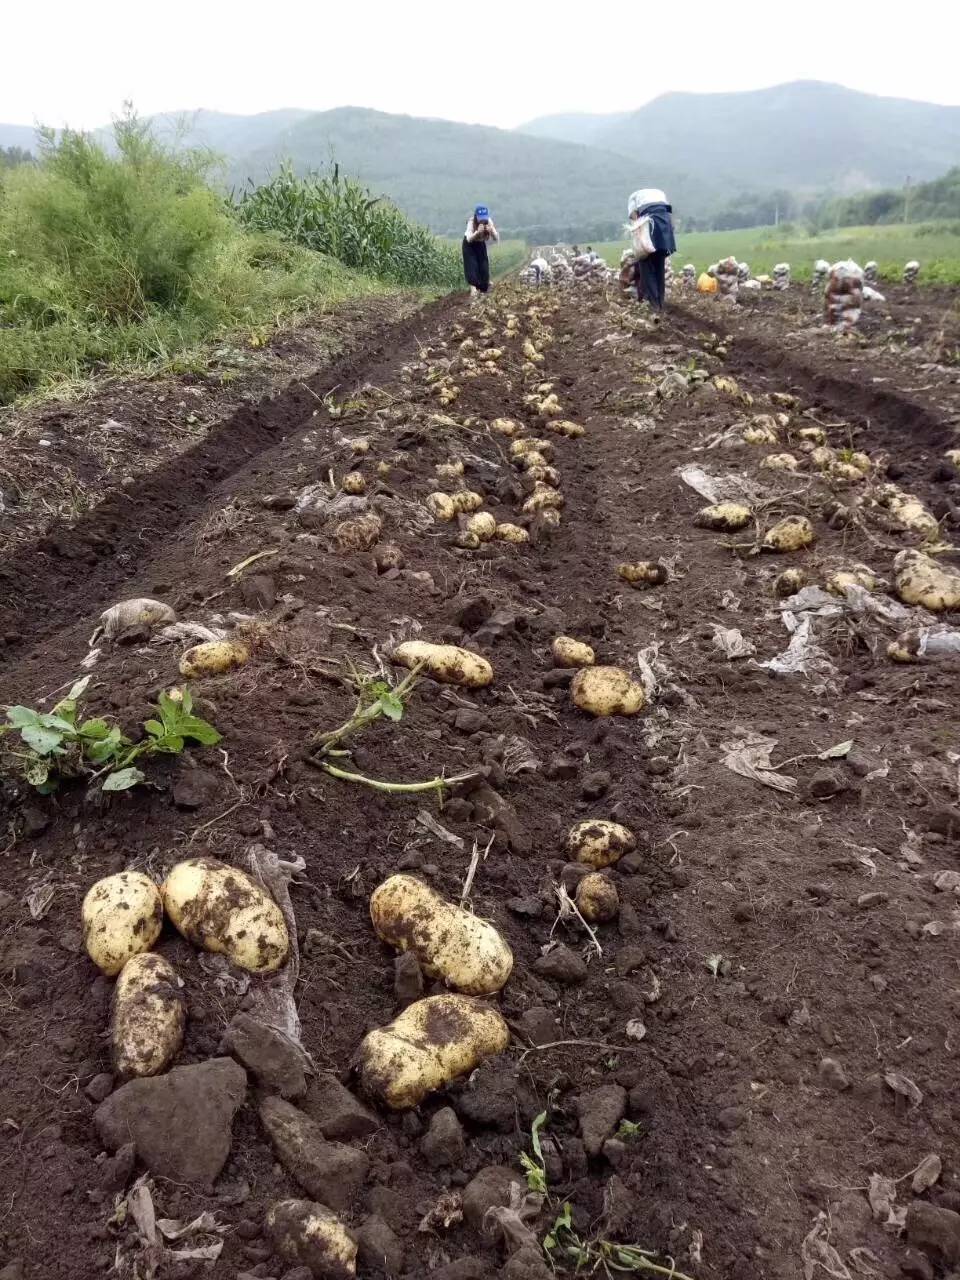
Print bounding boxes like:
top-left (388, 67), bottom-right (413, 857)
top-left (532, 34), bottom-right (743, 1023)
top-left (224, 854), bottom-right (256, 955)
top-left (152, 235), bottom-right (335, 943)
top-left (1, 277), bottom-right (959, 1280)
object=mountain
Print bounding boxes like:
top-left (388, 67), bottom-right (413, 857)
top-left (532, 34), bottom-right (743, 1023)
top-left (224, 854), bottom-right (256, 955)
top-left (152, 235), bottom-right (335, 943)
top-left (519, 82), bottom-right (960, 194)
top-left (0, 122), bottom-right (39, 153)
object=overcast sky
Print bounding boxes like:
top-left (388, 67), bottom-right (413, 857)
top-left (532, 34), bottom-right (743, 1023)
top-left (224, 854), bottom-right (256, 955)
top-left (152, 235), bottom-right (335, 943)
top-left (4, 0), bottom-right (960, 131)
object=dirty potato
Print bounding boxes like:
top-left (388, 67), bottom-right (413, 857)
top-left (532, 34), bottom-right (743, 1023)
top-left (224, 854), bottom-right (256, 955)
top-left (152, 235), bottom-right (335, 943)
top-left (335, 513), bottom-right (382, 552)
top-left (465, 512), bottom-right (497, 542)
top-left (490, 418), bottom-right (520, 436)
top-left (358, 994), bottom-right (510, 1109)
top-left (510, 438), bottom-right (554, 460)
top-left (179, 639), bottom-right (249, 678)
top-left (826, 567), bottom-right (876, 595)
top-left (370, 875), bottom-right (513, 995)
top-left (571, 666), bottom-right (645, 717)
top-left (894, 550), bottom-right (960, 611)
top-left (742, 424), bottom-right (778, 445)
top-left (797, 426), bottom-right (827, 448)
top-left (113, 952), bottom-right (184, 1078)
top-left (522, 484), bottom-right (564, 514)
top-left (567, 819), bottom-right (637, 869)
top-left (774, 568), bottom-right (806, 598)
top-left (762, 515), bottom-right (815, 552)
top-left (495, 523), bottom-right (530, 544)
top-left (162, 856), bottom-right (289, 974)
top-left (761, 453), bottom-right (799, 471)
top-left (617, 561), bottom-right (668, 588)
top-left (373, 544), bottom-right (405, 573)
top-left (452, 490), bottom-right (484, 514)
top-left (82, 871), bottom-right (163, 976)
top-left (552, 635), bottom-right (595, 668)
top-left (694, 503), bottom-right (753, 532)
top-left (575, 872), bottom-right (620, 923)
top-left (267, 1199), bottom-right (357, 1280)
top-left (393, 641), bottom-right (493, 687)
top-left (435, 460), bottom-right (465, 481)
top-left (426, 492), bottom-right (459, 522)
top-left (341, 471), bottom-right (366, 495)
top-left (552, 419), bottom-right (585, 438)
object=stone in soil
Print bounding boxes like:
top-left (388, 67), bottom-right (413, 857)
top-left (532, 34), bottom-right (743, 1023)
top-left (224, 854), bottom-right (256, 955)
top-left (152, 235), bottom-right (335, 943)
top-left (516, 1006), bottom-right (557, 1045)
top-left (421, 1107), bottom-right (466, 1169)
top-left (906, 1202), bottom-right (960, 1265)
top-left (300, 1072), bottom-right (379, 1141)
top-left (94, 1057), bottom-right (246, 1186)
top-left (462, 1165), bottom-right (524, 1230)
top-left (84, 1072), bottom-right (114, 1103)
top-left (581, 770), bottom-right (611, 799)
top-left (259, 1095), bottom-right (369, 1209)
top-left (220, 1012), bottom-right (308, 1099)
top-left (356, 1214), bottom-right (404, 1275)
top-left (501, 1245), bottom-right (553, 1280)
top-left (393, 951), bottom-right (424, 1004)
top-left (577, 1084), bottom-right (627, 1157)
top-left (533, 945), bottom-right (588, 984)
top-left (240, 573), bottom-right (277, 611)
top-left (98, 1141), bottom-right (136, 1194)
top-left (818, 1058), bottom-right (850, 1090)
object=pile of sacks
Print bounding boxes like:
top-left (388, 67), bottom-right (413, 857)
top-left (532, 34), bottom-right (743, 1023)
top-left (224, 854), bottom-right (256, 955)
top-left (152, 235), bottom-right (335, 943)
top-left (714, 256), bottom-right (741, 301)
top-left (681, 264), bottom-right (696, 287)
top-left (572, 249), bottom-right (611, 285)
top-left (824, 259), bottom-right (864, 329)
top-left (903, 260), bottom-right (920, 285)
top-left (772, 263), bottom-right (791, 291)
top-left (864, 261), bottom-right (879, 286)
top-left (737, 261), bottom-right (751, 283)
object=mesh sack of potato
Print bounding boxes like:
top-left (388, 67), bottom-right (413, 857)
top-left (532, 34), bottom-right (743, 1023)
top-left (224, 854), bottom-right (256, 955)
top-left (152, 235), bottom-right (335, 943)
top-left (824, 260), bottom-right (864, 330)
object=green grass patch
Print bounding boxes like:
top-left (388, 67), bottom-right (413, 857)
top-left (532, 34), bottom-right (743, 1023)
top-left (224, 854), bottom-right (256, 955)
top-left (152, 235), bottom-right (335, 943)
top-left (595, 221), bottom-right (960, 283)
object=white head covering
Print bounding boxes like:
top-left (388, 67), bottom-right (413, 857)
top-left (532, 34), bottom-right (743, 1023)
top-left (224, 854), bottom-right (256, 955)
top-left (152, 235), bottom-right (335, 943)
top-left (628, 188), bottom-right (667, 216)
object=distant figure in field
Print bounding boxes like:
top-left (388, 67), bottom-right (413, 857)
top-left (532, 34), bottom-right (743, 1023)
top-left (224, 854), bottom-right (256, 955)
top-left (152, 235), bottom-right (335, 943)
top-left (627, 188), bottom-right (677, 312)
top-left (462, 205), bottom-right (499, 295)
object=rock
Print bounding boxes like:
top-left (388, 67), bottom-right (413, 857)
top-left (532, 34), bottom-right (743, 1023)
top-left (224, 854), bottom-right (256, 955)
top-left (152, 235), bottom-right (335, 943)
top-left (926, 807), bottom-right (960, 839)
top-left (581, 770), bottom-right (611, 800)
top-left (462, 1166), bottom-right (524, 1230)
top-left (603, 1174), bottom-right (639, 1239)
top-left (421, 1107), bottom-right (466, 1170)
top-left (614, 946), bottom-right (647, 977)
top-left (516, 1006), bottom-right (556, 1046)
top-left (260, 1097), bottom-right (369, 1209)
top-left (85, 1072), bottom-right (115, 1103)
top-left (240, 574), bottom-right (277, 611)
top-left (454, 595), bottom-right (494, 633)
top-left (474, 607), bottom-right (519, 646)
top-left (506, 895), bottom-right (543, 918)
top-left (453, 709), bottom-right (492, 734)
top-left (532, 945), bottom-right (588, 985)
top-left (502, 1245), bottom-right (553, 1280)
top-left (300, 1073), bottom-right (379, 1142)
top-left (221, 1013), bottom-right (308, 1099)
top-left (95, 1058), bottom-right (245, 1185)
top-left (542, 669), bottom-right (575, 689)
top-left (907, 1202), bottom-right (960, 1265)
top-left (577, 1085), bottom-right (627, 1157)
top-left (717, 1105), bottom-right (748, 1132)
top-left (807, 769), bottom-right (847, 800)
top-left (99, 1141), bottom-right (136, 1194)
top-left (818, 1058), bottom-right (850, 1090)
top-left (357, 1215), bottom-right (404, 1275)
top-left (857, 892), bottom-right (889, 910)
top-left (267, 1198), bottom-right (357, 1279)
top-left (469, 784), bottom-right (530, 855)
top-left (21, 805), bottom-right (49, 836)
top-left (393, 952), bottom-right (424, 1004)
top-left (545, 754), bottom-right (578, 780)
top-left (172, 768), bottom-right (215, 811)
top-left (455, 1072), bottom-right (515, 1132)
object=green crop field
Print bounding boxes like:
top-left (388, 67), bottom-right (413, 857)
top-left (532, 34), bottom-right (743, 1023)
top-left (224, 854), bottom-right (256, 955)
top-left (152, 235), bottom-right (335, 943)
top-left (595, 222), bottom-right (960, 284)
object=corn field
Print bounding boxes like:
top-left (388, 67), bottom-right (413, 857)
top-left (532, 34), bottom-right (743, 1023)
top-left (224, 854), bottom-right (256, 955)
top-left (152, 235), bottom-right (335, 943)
top-left (234, 163), bottom-right (463, 290)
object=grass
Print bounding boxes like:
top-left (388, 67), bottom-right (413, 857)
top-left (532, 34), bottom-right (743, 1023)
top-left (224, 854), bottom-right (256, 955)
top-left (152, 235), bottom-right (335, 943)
top-left (595, 221), bottom-right (960, 283)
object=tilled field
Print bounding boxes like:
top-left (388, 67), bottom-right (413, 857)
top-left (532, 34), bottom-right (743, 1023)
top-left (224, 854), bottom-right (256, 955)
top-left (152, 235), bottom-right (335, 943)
top-left (1, 280), bottom-right (960, 1280)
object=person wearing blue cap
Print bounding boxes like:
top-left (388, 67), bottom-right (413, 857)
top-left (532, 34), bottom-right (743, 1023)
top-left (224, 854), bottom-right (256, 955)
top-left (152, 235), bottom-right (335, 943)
top-left (462, 205), bottom-right (499, 295)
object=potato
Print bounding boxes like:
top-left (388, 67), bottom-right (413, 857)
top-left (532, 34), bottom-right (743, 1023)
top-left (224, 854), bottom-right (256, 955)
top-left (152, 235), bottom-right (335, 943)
top-left (349, 438), bottom-right (370, 456)
top-left (179, 639), bottom-right (249, 678)
top-left (335, 513), bottom-right (382, 552)
top-left (495, 523), bottom-right (529, 544)
top-left (162, 856), bottom-right (290, 974)
top-left (761, 453), bottom-right (799, 471)
top-left (830, 462), bottom-right (866, 484)
top-left (510, 438), bottom-right (554, 460)
top-left (341, 471), bottom-right (366, 495)
top-left (762, 515), bottom-right (815, 552)
top-left (435, 460), bottom-right (465, 480)
top-left (537, 508), bottom-right (562, 531)
top-left (742, 424), bottom-right (778, 445)
top-left (522, 484), bottom-right (564, 514)
top-left (575, 872), bottom-right (620, 923)
top-left (426, 492), bottom-right (458, 522)
top-left (490, 417), bottom-right (520, 436)
top-left (849, 451), bottom-right (872, 473)
top-left (617, 561), bottom-right (668, 588)
top-left (452, 490), bottom-right (484, 514)
top-left (267, 1199), bottom-right (357, 1280)
top-left (826, 567), bottom-right (875, 595)
top-left (465, 512), bottom-right (497, 542)
top-left (695, 503), bottom-right (753, 532)
top-left (393, 640), bottom-right (493, 687)
top-left (82, 871), bottom-right (163, 976)
top-left (376, 461), bottom-right (391, 478)
top-left (887, 633), bottom-right (921, 663)
top-left (774, 567), bottom-right (806, 598)
top-left (797, 426), bottom-right (827, 447)
top-left (113, 952), bottom-right (184, 1078)
top-left (373, 543), bottom-right (405, 573)
top-left (370, 875), bottom-right (512, 995)
top-left (525, 463), bottom-right (561, 487)
top-left (772, 392), bottom-right (799, 408)
top-left (456, 531), bottom-right (481, 550)
top-left (571, 666), bottom-right (645, 717)
top-left (358, 994), bottom-right (510, 1109)
top-left (100, 598), bottom-right (176, 639)
top-left (883, 491), bottom-right (939, 540)
top-left (552, 635), bottom-right (595, 668)
top-left (518, 449), bottom-right (549, 470)
top-left (945, 449), bottom-right (960, 467)
top-left (894, 550), bottom-right (960, 611)
top-left (522, 339), bottom-right (543, 362)
top-left (552, 419), bottom-right (585, 438)
top-left (809, 446), bottom-right (837, 469)
top-left (713, 375), bottom-right (740, 395)
top-left (567, 819), bottom-right (636, 869)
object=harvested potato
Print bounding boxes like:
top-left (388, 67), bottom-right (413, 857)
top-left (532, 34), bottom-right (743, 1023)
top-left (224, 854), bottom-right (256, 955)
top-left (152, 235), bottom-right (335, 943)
top-left (826, 567), bottom-right (876, 595)
top-left (349, 438), bottom-right (370, 456)
top-left (490, 418), bottom-right (520, 436)
top-left (267, 1199), bottom-right (357, 1280)
top-left (373, 544), bottom-right (405, 573)
top-left (376, 461), bottom-right (391, 479)
top-left (435, 460), bottom-right (465, 480)
top-left (452, 490), bottom-right (484, 514)
top-left (713, 376), bottom-right (740, 395)
top-left (797, 426), bottom-right (827, 447)
top-left (880, 488), bottom-right (940, 540)
top-left (849, 451), bottom-right (872, 473)
top-left (571, 666), bottom-right (645, 717)
top-left (522, 339), bottom-right (544, 363)
top-left (426, 492), bottom-right (458, 522)
top-left (393, 641), bottom-right (493, 687)
top-left (809, 446), bottom-right (837, 469)
top-left (695, 503), bottom-right (753, 532)
top-left (341, 471), bottom-right (366, 495)
top-left (945, 449), bottom-right (960, 467)
top-left (552, 635), bottom-right (595, 668)
top-left (113, 952), bottom-right (184, 1078)
top-left (518, 450), bottom-right (550, 470)
top-left (494, 523), bottom-right (529, 544)
top-left (82, 871), bottom-right (163, 976)
top-left (465, 512), bottom-right (497, 542)
top-left (162, 857), bottom-right (290, 974)
top-left (762, 453), bottom-right (799, 471)
top-left (335, 513), bottom-right (382, 552)
top-left (370, 875), bottom-right (513, 995)
top-left (762, 515), bottom-right (815, 552)
top-left (552, 419), bottom-right (585, 438)
top-left (830, 462), bottom-right (866, 484)
top-left (510, 438), bottom-right (554, 460)
top-left (575, 872), bottom-right (620, 923)
top-left (179, 639), bottom-right (249, 678)
top-left (617, 561), bottom-right (668, 588)
top-left (525, 463), bottom-right (561, 487)
top-left (358, 994), bottom-right (510, 1109)
top-left (522, 484), bottom-right (564, 514)
top-left (456, 532), bottom-right (481, 550)
top-left (772, 392), bottom-right (799, 408)
top-left (742, 424), bottom-right (778, 445)
top-left (537, 394), bottom-right (562, 418)
top-left (537, 508), bottom-right (562, 530)
top-left (894, 550), bottom-right (960, 611)
top-left (100, 598), bottom-right (176, 640)
top-left (774, 567), bottom-right (806, 598)
top-left (568, 819), bottom-right (636, 869)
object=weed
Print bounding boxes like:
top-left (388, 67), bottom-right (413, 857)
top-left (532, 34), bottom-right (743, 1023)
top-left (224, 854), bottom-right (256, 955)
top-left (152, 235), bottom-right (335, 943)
top-left (617, 1120), bottom-right (644, 1140)
top-left (545, 1202), bottom-right (696, 1279)
top-left (1, 679), bottom-right (220, 793)
top-left (519, 1111), bottom-right (548, 1193)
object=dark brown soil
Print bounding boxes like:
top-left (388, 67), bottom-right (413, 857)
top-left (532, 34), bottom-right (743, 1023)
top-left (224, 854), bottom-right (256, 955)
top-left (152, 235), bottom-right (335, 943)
top-left (1, 278), bottom-right (960, 1280)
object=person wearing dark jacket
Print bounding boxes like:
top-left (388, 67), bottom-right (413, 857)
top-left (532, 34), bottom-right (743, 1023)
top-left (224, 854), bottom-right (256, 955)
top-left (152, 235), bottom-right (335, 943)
top-left (627, 188), bottom-right (677, 312)
top-left (462, 205), bottom-right (499, 295)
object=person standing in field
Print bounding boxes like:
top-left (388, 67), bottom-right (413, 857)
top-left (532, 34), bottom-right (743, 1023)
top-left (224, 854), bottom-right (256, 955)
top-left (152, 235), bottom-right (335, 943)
top-left (462, 205), bottom-right (499, 295)
top-left (627, 188), bottom-right (676, 312)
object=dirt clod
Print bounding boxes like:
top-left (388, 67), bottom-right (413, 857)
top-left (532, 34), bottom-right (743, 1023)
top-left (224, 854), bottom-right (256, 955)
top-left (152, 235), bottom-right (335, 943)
top-left (259, 1096), bottom-right (370, 1209)
top-left (577, 1084), bottom-right (627, 1156)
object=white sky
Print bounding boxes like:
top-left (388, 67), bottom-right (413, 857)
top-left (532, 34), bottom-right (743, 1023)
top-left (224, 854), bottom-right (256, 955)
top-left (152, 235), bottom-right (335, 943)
top-left (3, 0), bottom-right (960, 131)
